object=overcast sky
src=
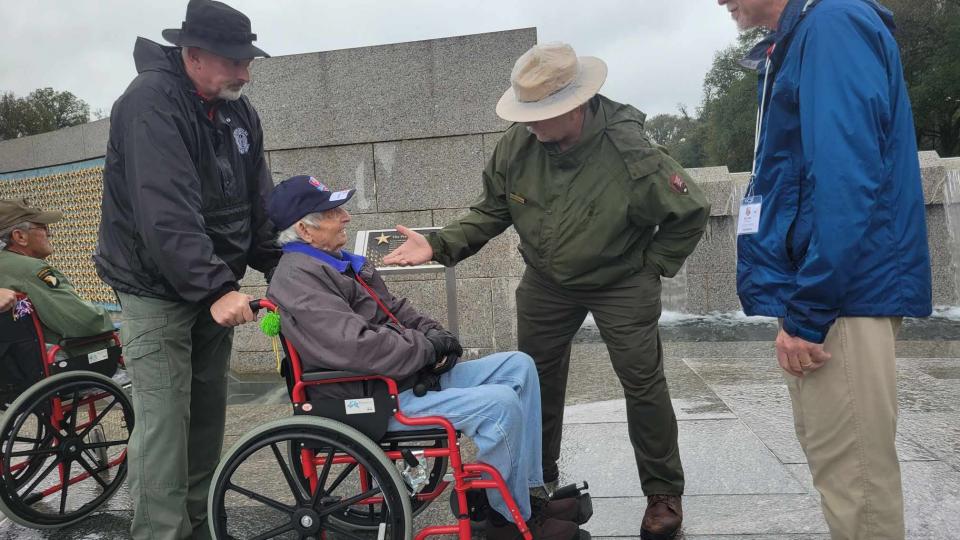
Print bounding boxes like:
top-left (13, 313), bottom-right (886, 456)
top-left (0, 0), bottom-right (739, 120)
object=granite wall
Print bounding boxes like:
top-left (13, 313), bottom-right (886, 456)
top-left (1, 28), bottom-right (959, 373)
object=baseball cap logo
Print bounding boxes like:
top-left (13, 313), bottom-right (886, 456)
top-left (307, 177), bottom-right (330, 191)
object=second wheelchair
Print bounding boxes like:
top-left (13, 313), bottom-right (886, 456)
top-left (0, 294), bottom-right (133, 529)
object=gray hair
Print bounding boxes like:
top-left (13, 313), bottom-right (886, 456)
top-left (0, 221), bottom-right (29, 250)
top-left (276, 212), bottom-right (325, 246)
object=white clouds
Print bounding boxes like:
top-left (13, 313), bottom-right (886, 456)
top-left (0, 0), bottom-right (738, 119)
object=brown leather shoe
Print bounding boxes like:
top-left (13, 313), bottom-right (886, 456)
top-left (640, 494), bottom-right (682, 540)
top-left (485, 515), bottom-right (583, 540)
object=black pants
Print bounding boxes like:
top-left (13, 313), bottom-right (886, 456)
top-left (516, 268), bottom-right (684, 496)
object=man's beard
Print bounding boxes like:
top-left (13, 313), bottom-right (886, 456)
top-left (218, 85), bottom-right (244, 101)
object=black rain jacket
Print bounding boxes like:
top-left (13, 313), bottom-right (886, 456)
top-left (95, 38), bottom-right (279, 303)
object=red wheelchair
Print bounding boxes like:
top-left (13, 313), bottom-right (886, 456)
top-left (207, 299), bottom-right (540, 539)
top-left (0, 293), bottom-right (133, 529)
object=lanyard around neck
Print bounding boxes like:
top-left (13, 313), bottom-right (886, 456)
top-left (355, 274), bottom-right (403, 328)
top-left (747, 44), bottom-right (776, 198)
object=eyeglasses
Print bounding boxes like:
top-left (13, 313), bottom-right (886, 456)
top-left (27, 224), bottom-right (50, 235)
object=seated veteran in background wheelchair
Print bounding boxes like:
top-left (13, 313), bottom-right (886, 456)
top-left (0, 199), bottom-right (121, 363)
top-left (264, 175), bottom-right (591, 540)
top-left (0, 201), bottom-right (133, 529)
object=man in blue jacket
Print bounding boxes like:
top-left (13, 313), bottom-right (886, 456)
top-left (716, 1), bottom-right (932, 538)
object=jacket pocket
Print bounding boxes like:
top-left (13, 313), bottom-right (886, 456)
top-left (131, 235), bottom-right (164, 288)
top-left (768, 164), bottom-right (801, 270)
top-left (508, 196), bottom-right (544, 260)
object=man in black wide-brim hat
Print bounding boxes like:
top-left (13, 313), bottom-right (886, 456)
top-left (94, 1), bottom-right (279, 538)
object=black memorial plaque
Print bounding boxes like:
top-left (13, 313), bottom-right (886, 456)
top-left (356, 228), bottom-right (443, 271)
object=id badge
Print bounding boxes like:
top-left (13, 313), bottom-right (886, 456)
top-left (737, 195), bottom-right (762, 235)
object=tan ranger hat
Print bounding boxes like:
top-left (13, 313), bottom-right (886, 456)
top-left (496, 42), bottom-right (608, 123)
top-left (0, 199), bottom-right (63, 231)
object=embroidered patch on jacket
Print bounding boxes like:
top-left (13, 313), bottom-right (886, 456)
top-left (233, 127), bottom-right (250, 155)
top-left (36, 267), bottom-right (59, 288)
top-left (669, 174), bottom-right (689, 194)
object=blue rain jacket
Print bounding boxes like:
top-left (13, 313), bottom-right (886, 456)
top-left (737, 0), bottom-right (932, 343)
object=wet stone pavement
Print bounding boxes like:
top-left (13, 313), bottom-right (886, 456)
top-left (2, 317), bottom-right (959, 539)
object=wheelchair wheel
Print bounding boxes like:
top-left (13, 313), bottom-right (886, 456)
top-left (1, 408), bottom-right (49, 491)
top-left (290, 437), bottom-right (449, 531)
top-left (0, 371), bottom-right (133, 529)
top-left (210, 416), bottom-right (413, 540)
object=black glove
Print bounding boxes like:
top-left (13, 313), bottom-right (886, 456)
top-left (430, 352), bottom-right (459, 375)
top-left (424, 328), bottom-right (462, 373)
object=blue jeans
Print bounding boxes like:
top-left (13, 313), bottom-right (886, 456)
top-left (387, 351), bottom-right (544, 521)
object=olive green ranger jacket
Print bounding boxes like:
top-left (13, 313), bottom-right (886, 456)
top-left (0, 250), bottom-right (115, 351)
top-left (427, 95), bottom-right (710, 290)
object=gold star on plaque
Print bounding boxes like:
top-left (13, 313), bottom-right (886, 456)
top-left (375, 233), bottom-right (391, 245)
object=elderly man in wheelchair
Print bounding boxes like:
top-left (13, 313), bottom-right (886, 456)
top-left (0, 200), bottom-right (121, 362)
top-left (254, 175), bottom-right (592, 539)
top-left (0, 200), bottom-right (134, 529)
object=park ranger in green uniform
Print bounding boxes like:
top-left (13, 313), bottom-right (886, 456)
top-left (0, 199), bottom-right (114, 353)
top-left (385, 42), bottom-right (709, 540)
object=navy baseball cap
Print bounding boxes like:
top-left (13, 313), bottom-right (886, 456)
top-left (268, 175), bottom-right (355, 230)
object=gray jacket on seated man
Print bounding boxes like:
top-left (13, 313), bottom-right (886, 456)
top-left (265, 175), bottom-right (589, 540)
top-left (268, 229), bottom-right (443, 400)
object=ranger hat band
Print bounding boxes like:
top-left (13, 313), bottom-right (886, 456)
top-left (0, 199), bottom-right (63, 232)
top-left (162, 0), bottom-right (269, 60)
top-left (268, 175), bottom-right (355, 230)
top-left (496, 42), bottom-right (607, 123)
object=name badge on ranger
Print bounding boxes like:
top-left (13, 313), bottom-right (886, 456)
top-left (737, 195), bottom-right (762, 235)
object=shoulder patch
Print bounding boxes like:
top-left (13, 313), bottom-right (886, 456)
top-left (36, 267), bottom-right (59, 288)
top-left (669, 174), bottom-right (689, 195)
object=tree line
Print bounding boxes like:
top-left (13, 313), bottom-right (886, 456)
top-left (0, 88), bottom-right (91, 141)
top-left (645, 0), bottom-right (960, 171)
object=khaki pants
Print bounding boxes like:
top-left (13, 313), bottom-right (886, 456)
top-left (517, 268), bottom-right (684, 496)
top-left (783, 317), bottom-right (904, 540)
top-left (118, 292), bottom-right (233, 540)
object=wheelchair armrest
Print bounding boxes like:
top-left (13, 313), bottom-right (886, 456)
top-left (60, 332), bottom-right (117, 349)
top-left (301, 370), bottom-right (370, 382)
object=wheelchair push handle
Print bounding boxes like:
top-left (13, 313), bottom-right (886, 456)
top-left (413, 380), bottom-right (431, 397)
top-left (248, 298), bottom-right (277, 313)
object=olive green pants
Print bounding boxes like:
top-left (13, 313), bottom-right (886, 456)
top-left (516, 268), bottom-right (684, 496)
top-left (118, 292), bottom-right (233, 540)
